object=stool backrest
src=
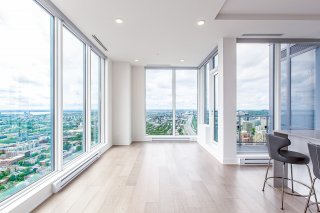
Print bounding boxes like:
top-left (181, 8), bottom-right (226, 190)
top-left (308, 143), bottom-right (320, 179)
top-left (266, 134), bottom-right (291, 161)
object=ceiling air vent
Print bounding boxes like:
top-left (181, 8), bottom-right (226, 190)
top-left (92, 35), bottom-right (108, 51)
top-left (242, 33), bottom-right (283, 37)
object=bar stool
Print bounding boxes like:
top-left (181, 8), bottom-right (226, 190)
top-left (262, 134), bottom-right (318, 210)
top-left (305, 143), bottom-right (320, 212)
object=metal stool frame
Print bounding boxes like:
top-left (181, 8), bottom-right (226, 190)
top-left (262, 158), bottom-right (319, 211)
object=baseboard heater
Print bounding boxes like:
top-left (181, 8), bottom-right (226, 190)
top-left (240, 157), bottom-right (271, 165)
top-left (152, 137), bottom-right (194, 141)
top-left (52, 152), bottom-right (100, 193)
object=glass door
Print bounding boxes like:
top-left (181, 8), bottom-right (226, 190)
top-left (209, 69), bottom-right (219, 143)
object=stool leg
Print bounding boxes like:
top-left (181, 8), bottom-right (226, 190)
top-left (262, 158), bottom-right (271, 191)
top-left (306, 165), bottom-right (320, 212)
top-left (305, 177), bottom-right (316, 213)
top-left (290, 164), bottom-right (294, 193)
top-left (281, 162), bottom-right (285, 210)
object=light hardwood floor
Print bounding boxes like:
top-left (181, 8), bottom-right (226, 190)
top-left (34, 142), bottom-right (314, 213)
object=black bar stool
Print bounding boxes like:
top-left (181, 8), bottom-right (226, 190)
top-left (305, 143), bottom-right (320, 212)
top-left (262, 134), bottom-right (318, 210)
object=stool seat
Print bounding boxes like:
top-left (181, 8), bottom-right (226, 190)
top-left (279, 150), bottom-right (310, 165)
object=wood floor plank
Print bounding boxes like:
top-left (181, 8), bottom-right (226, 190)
top-left (33, 142), bottom-right (312, 213)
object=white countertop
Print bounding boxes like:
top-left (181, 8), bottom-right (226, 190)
top-left (274, 130), bottom-right (320, 141)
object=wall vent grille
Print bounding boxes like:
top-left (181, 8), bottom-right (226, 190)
top-left (92, 35), bottom-right (108, 52)
top-left (242, 33), bottom-right (283, 37)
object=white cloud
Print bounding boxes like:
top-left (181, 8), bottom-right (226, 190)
top-left (146, 69), bottom-right (197, 110)
top-left (237, 43), bottom-right (270, 110)
top-left (0, 0), bottom-right (100, 111)
top-left (0, 0), bottom-right (52, 110)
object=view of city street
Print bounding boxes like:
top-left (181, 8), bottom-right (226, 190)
top-left (146, 109), bottom-right (197, 136)
top-left (0, 111), bottom-right (52, 201)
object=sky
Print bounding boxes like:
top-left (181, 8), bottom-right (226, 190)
top-left (63, 27), bottom-right (85, 111)
top-left (237, 43), bottom-right (270, 110)
top-left (0, 0), bottom-right (52, 111)
top-left (145, 44), bottom-right (271, 111)
top-left (0, 0), bottom-right (100, 111)
top-left (146, 69), bottom-right (197, 110)
top-left (0, 1), bottom-right (316, 113)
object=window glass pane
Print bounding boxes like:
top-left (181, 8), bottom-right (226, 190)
top-left (90, 51), bottom-right (100, 147)
top-left (146, 69), bottom-right (173, 135)
top-left (62, 27), bottom-right (85, 163)
top-left (175, 70), bottom-right (197, 135)
top-left (280, 60), bottom-right (288, 130)
top-left (236, 43), bottom-right (270, 153)
top-left (214, 74), bottom-right (218, 142)
top-left (204, 63), bottom-right (210, 124)
top-left (0, 0), bottom-right (53, 201)
top-left (291, 50), bottom-right (315, 129)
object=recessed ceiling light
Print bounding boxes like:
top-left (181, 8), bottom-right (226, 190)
top-left (180, 59), bottom-right (185, 62)
top-left (197, 20), bottom-right (205, 26)
top-left (115, 18), bottom-right (123, 24)
top-left (134, 59), bottom-right (139, 62)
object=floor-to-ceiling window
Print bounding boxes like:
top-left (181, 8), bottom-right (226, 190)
top-left (204, 62), bottom-right (210, 125)
top-left (197, 51), bottom-right (218, 143)
top-left (145, 68), bottom-right (197, 137)
top-left (280, 44), bottom-right (320, 130)
top-left (0, 0), bottom-right (53, 201)
top-left (0, 0), bottom-right (107, 205)
top-left (90, 51), bottom-right (101, 147)
top-left (62, 27), bottom-right (85, 163)
top-left (236, 43), bottom-right (271, 153)
top-left (213, 73), bottom-right (219, 142)
top-left (145, 69), bottom-right (173, 136)
top-left (175, 69), bottom-right (198, 135)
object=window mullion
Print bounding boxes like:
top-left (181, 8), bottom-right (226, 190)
top-left (100, 59), bottom-right (105, 144)
top-left (172, 68), bottom-right (176, 136)
top-left (54, 18), bottom-right (63, 171)
top-left (86, 46), bottom-right (91, 152)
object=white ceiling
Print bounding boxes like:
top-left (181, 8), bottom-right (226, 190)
top-left (219, 0), bottom-right (320, 17)
top-left (51, 0), bottom-right (320, 67)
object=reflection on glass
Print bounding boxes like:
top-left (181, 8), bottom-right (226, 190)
top-left (90, 51), bottom-right (100, 147)
top-left (62, 27), bottom-right (85, 163)
top-left (213, 74), bottom-right (218, 142)
top-left (291, 50), bottom-right (315, 129)
top-left (146, 69), bottom-right (173, 135)
top-left (175, 70), bottom-right (197, 135)
top-left (280, 60), bottom-right (288, 130)
top-left (236, 43), bottom-right (270, 153)
top-left (0, 0), bottom-right (53, 201)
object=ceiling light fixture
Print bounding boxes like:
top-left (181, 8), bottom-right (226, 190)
top-left (134, 59), bottom-right (139, 62)
top-left (180, 59), bottom-right (185, 62)
top-left (197, 20), bottom-right (205, 26)
top-left (115, 18), bottom-right (124, 24)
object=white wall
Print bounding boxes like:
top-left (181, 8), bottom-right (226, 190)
top-left (219, 37), bottom-right (237, 164)
top-left (197, 37), bottom-right (237, 164)
top-left (112, 61), bottom-right (132, 145)
top-left (131, 66), bottom-right (148, 141)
